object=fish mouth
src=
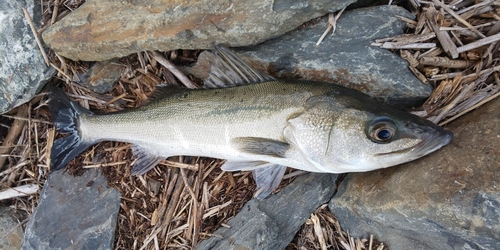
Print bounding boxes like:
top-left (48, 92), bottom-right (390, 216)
top-left (374, 127), bottom-right (453, 158)
top-left (409, 127), bottom-right (453, 159)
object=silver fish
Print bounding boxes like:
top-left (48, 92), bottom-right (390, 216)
top-left (49, 45), bottom-right (452, 198)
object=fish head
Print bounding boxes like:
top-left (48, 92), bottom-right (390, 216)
top-left (323, 107), bottom-right (452, 172)
top-left (287, 94), bottom-right (453, 173)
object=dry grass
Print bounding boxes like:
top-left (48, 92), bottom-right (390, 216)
top-left (1, 1), bottom-right (499, 249)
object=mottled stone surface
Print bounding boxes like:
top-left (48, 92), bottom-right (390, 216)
top-left (197, 173), bottom-right (339, 250)
top-left (329, 98), bottom-right (500, 249)
top-left (23, 169), bottom-right (121, 250)
top-left (76, 60), bottom-right (123, 93)
top-left (0, 0), bottom-right (55, 114)
top-left (41, 0), bottom-right (362, 61)
top-left (235, 6), bottom-right (432, 108)
top-left (0, 206), bottom-right (24, 250)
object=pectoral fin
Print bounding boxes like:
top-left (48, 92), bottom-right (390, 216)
top-left (253, 164), bottom-right (287, 199)
top-left (131, 145), bottom-right (165, 175)
top-left (231, 137), bottom-right (289, 158)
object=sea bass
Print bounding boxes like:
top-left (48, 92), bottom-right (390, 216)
top-left (49, 45), bottom-right (452, 198)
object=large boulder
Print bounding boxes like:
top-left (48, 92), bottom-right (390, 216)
top-left (329, 98), bottom-right (500, 249)
top-left (0, 0), bottom-right (55, 114)
top-left (185, 6), bottom-right (432, 108)
top-left (41, 0), bottom-right (361, 61)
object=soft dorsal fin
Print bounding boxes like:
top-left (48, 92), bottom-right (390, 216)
top-left (204, 45), bottom-right (275, 88)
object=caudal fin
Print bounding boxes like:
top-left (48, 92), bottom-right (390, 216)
top-left (49, 86), bottom-right (93, 171)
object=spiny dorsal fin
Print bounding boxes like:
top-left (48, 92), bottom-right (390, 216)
top-left (204, 45), bottom-right (275, 88)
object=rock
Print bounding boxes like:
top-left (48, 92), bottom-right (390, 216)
top-left (329, 98), bottom-right (500, 249)
top-left (41, 0), bottom-right (363, 61)
top-left (0, 206), bottom-right (24, 250)
top-left (0, 0), bottom-right (55, 114)
top-left (23, 168), bottom-right (121, 250)
top-left (233, 5), bottom-right (432, 108)
top-left (197, 173), bottom-right (339, 250)
top-left (75, 60), bottom-right (123, 93)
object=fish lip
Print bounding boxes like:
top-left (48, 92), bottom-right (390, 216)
top-left (412, 127), bottom-right (453, 158)
top-left (373, 127), bottom-right (453, 157)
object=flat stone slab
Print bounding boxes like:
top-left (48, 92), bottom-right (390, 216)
top-left (197, 173), bottom-right (339, 250)
top-left (23, 169), bottom-right (121, 250)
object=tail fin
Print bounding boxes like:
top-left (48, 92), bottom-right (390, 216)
top-left (49, 86), bottom-right (93, 171)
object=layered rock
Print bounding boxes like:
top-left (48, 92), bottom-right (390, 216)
top-left (42, 0), bottom-right (360, 61)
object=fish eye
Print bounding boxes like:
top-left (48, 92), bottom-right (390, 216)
top-left (368, 117), bottom-right (397, 143)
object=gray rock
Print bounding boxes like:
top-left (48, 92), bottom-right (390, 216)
top-left (23, 168), bottom-right (121, 250)
top-left (0, 206), bottom-right (24, 250)
top-left (41, 0), bottom-right (363, 61)
top-left (75, 60), bottom-right (123, 93)
top-left (234, 5), bottom-right (432, 108)
top-left (329, 97), bottom-right (500, 249)
top-left (197, 173), bottom-right (339, 250)
top-left (0, 0), bottom-right (55, 114)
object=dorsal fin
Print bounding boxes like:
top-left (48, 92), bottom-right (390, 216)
top-left (204, 45), bottom-right (275, 88)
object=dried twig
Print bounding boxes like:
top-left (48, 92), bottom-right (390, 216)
top-left (316, 7), bottom-right (347, 46)
top-left (0, 184), bottom-right (39, 200)
top-left (22, 8), bottom-right (50, 66)
top-left (456, 33), bottom-right (500, 54)
top-left (148, 51), bottom-right (197, 89)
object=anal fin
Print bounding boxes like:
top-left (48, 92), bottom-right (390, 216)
top-left (131, 145), bottom-right (165, 175)
top-left (253, 164), bottom-right (287, 199)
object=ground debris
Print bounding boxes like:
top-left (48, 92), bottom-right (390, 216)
top-left (1, 0), bottom-right (498, 249)
top-left (372, 1), bottom-right (500, 126)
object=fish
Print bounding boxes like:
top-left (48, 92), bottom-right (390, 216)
top-left (49, 45), bottom-right (452, 198)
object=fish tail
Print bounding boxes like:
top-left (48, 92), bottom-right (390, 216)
top-left (49, 86), bottom-right (93, 171)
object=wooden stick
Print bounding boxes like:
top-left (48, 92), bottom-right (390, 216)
top-left (51, 0), bottom-right (60, 25)
top-left (22, 8), bottom-right (50, 66)
top-left (0, 108), bottom-right (28, 169)
top-left (432, 0), bottom-right (486, 38)
top-left (160, 160), bottom-right (199, 171)
top-left (425, 9), bottom-right (459, 58)
top-left (456, 33), bottom-right (500, 54)
top-left (316, 7), bottom-right (346, 46)
top-left (371, 42), bottom-right (436, 49)
top-left (148, 51), bottom-right (197, 89)
top-left (0, 184), bottom-right (39, 200)
top-left (419, 56), bottom-right (473, 68)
